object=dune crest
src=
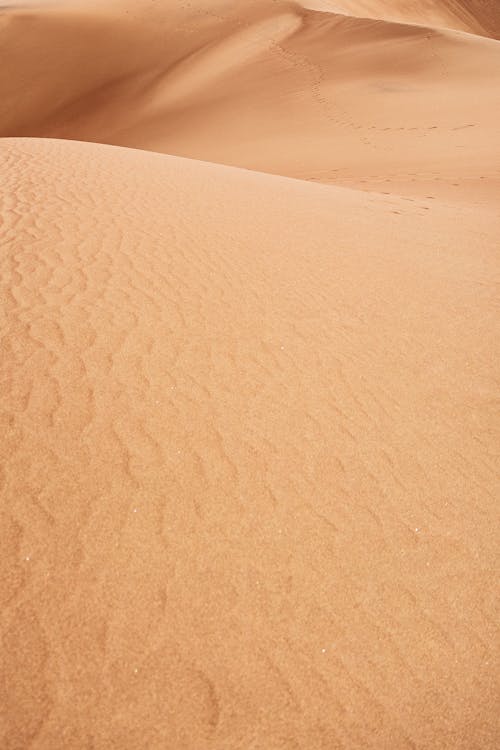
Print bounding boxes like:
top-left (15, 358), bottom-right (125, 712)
top-left (305, 1), bottom-right (500, 38)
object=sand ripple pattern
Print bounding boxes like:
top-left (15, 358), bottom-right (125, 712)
top-left (0, 137), bottom-right (499, 748)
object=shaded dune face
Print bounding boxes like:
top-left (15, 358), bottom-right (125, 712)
top-left (1, 1), bottom-right (500, 749)
top-left (1, 136), bottom-right (499, 749)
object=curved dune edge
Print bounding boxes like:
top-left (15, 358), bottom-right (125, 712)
top-left (1, 136), bottom-right (499, 748)
top-left (304, 0), bottom-right (500, 39)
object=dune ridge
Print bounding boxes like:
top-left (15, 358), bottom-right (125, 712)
top-left (1, 1), bottom-right (500, 748)
top-left (305, 1), bottom-right (500, 39)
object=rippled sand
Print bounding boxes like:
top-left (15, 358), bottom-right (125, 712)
top-left (1, 2), bottom-right (499, 748)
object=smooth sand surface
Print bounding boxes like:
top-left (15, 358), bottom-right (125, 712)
top-left (1, 2), bottom-right (500, 749)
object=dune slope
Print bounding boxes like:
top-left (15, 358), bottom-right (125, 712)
top-left (1, 137), bottom-right (499, 749)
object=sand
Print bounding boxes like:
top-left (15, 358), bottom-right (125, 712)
top-left (1, 2), bottom-right (499, 749)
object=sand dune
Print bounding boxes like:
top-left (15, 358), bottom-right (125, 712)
top-left (1, 1), bottom-right (500, 202)
top-left (2, 136), bottom-right (499, 748)
top-left (1, 1), bottom-right (500, 748)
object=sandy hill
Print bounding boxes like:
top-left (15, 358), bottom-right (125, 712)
top-left (1, 1), bottom-right (499, 749)
top-left (1, 135), bottom-right (498, 749)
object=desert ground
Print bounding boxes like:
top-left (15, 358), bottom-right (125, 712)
top-left (1, 1), bottom-right (499, 748)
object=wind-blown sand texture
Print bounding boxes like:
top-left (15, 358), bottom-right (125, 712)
top-left (1, 2), bottom-right (499, 749)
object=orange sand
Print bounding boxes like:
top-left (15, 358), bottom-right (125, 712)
top-left (1, 2), bottom-right (499, 748)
